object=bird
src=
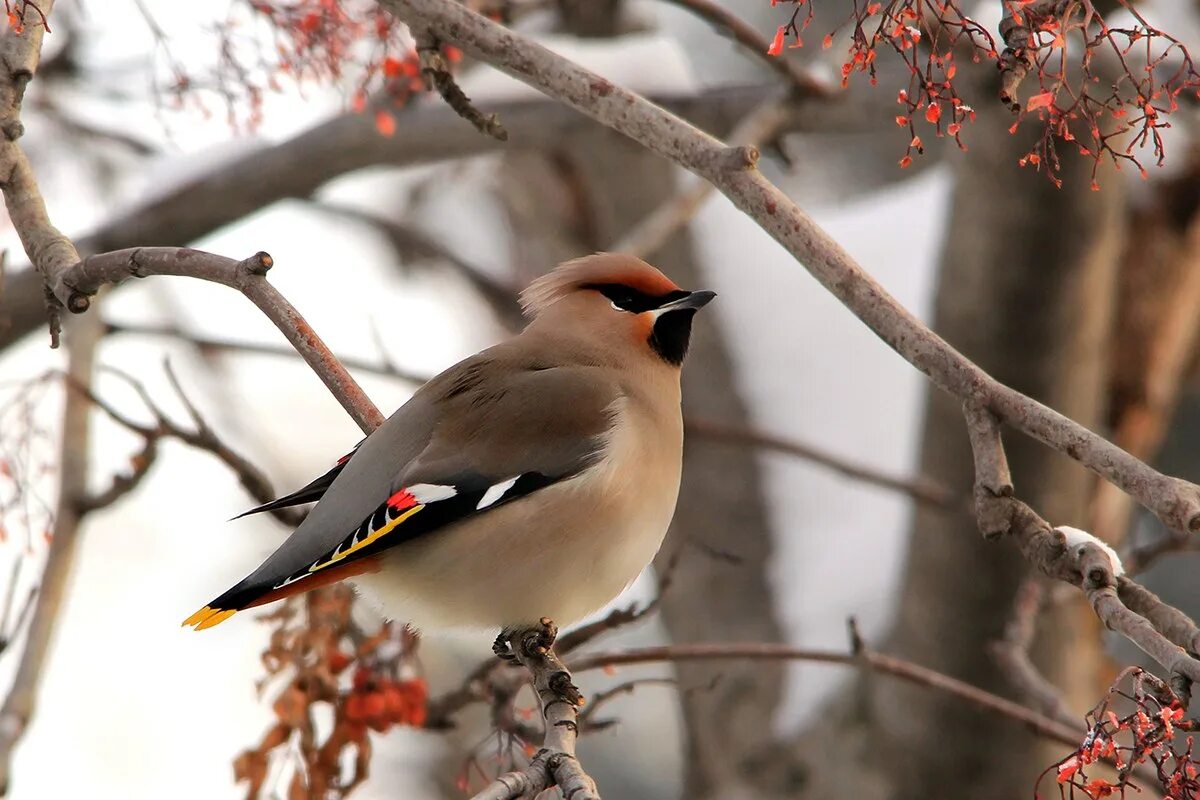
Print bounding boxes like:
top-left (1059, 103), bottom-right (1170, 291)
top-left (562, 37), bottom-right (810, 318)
top-left (183, 252), bottom-right (715, 643)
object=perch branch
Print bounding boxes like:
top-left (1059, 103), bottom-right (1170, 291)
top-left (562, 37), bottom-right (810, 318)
top-left (469, 619), bottom-right (599, 800)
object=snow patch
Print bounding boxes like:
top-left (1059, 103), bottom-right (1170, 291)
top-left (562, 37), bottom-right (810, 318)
top-left (1056, 525), bottom-right (1125, 576)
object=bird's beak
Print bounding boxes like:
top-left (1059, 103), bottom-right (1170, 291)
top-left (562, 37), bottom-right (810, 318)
top-left (656, 289), bottom-right (717, 313)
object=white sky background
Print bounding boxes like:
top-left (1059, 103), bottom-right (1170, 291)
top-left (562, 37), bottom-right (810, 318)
top-left (1, 0), bottom-right (1193, 797)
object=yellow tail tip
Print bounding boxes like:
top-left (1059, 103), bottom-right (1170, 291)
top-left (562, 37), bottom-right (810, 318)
top-left (182, 606), bottom-right (238, 630)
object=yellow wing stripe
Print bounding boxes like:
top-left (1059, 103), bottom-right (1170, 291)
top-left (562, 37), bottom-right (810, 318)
top-left (182, 504), bottom-right (426, 631)
top-left (307, 504), bottom-right (424, 573)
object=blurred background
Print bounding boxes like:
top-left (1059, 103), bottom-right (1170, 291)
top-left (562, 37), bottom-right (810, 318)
top-left (1, 0), bottom-right (1199, 797)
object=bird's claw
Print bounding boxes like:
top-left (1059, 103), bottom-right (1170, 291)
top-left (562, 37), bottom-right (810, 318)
top-left (492, 629), bottom-right (519, 662)
top-left (519, 617), bottom-right (559, 657)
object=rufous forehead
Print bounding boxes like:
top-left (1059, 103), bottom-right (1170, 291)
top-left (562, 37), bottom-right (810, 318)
top-left (604, 268), bottom-right (681, 296)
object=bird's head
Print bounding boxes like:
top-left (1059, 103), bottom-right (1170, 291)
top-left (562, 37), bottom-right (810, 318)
top-left (520, 253), bottom-right (716, 366)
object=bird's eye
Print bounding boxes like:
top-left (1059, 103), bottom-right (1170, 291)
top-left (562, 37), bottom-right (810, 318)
top-left (588, 283), bottom-right (648, 312)
top-left (609, 291), bottom-right (635, 311)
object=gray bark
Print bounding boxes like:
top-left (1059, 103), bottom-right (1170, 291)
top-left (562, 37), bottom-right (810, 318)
top-left (796, 78), bottom-right (1123, 798)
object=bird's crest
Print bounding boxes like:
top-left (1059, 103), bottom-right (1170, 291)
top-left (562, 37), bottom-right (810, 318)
top-left (519, 252), bottom-right (681, 317)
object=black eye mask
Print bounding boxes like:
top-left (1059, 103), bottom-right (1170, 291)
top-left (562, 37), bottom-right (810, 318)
top-left (584, 283), bottom-right (691, 313)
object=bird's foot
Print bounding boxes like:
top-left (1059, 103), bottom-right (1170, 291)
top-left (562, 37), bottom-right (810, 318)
top-left (492, 628), bottom-right (519, 662)
top-left (516, 616), bottom-right (559, 657)
top-left (494, 618), bottom-right (584, 706)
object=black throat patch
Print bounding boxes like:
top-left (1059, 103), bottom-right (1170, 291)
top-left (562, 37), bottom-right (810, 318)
top-left (649, 309), bottom-right (697, 365)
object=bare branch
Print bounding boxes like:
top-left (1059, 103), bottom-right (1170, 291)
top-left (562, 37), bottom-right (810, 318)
top-left (566, 640), bottom-right (1084, 748)
top-left (55, 247), bottom-right (382, 433)
top-left (471, 620), bottom-right (599, 800)
top-left (79, 365), bottom-right (307, 528)
top-left (988, 578), bottom-right (1075, 726)
top-left (0, 0), bottom-right (74, 347)
top-left (381, 0), bottom-right (1200, 535)
top-left (685, 416), bottom-right (962, 512)
top-left (962, 406), bottom-right (1200, 694)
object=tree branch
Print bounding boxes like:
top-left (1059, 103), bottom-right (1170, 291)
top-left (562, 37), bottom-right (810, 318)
top-left (566, 640), bottom-right (1084, 748)
top-left (0, 0), bottom-right (74, 346)
top-left (380, 0), bottom-right (1200, 535)
top-left (0, 83), bottom-right (810, 353)
top-left (53, 247), bottom-right (382, 433)
top-left (963, 405), bottom-right (1200, 696)
top-left (470, 620), bottom-right (599, 800)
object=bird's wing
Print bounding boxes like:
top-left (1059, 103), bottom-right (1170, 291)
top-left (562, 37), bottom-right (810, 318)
top-left (184, 355), bottom-right (621, 630)
top-left (231, 442), bottom-right (363, 519)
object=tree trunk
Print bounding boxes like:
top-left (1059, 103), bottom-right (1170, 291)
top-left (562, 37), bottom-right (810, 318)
top-left (796, 77), bottom-right (1123, 799)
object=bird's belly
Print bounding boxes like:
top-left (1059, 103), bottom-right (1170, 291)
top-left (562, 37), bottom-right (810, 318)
top-left (351, 460), bottom-right (679, 631)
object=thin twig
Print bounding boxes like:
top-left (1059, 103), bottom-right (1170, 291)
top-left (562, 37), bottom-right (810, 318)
top-left (75, 364), bottom-right (308, 528)
top-left (414, 29), bottom-right (506, 141)
top-left (657, 0), bottom-right (829, 99)
top-left (104, 321), bottom-right (428, 386)
top-left (686, 417), bottom-right (962, 512)
top-left (988, 577), bottom-right (1075, 726)
top-left (616, 94), bottom-right (792, 260)
top-left (566, 641), bottom-right (1084, 748)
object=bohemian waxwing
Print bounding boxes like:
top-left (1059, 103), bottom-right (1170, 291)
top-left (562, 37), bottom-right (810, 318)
top-left (184, 253), bottom-right (715, 638)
